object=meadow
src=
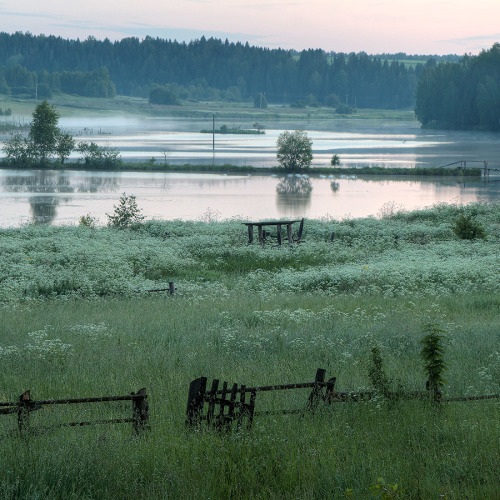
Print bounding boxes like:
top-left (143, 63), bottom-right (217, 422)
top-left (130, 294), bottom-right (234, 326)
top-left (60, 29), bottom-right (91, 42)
top-left (0, 202), bottom-right (499, 499)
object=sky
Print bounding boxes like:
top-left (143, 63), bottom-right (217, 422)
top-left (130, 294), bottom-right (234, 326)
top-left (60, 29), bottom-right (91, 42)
top-left (1, 0), bottom-right (499, 55)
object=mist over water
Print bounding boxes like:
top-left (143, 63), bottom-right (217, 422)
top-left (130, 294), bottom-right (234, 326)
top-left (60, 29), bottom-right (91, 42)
top-left (1, 117), bottom-right (499, 226)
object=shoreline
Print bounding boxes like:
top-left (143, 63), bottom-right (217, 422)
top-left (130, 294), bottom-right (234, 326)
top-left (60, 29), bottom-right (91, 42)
top-left (0, 162), bottom-right (482, 177)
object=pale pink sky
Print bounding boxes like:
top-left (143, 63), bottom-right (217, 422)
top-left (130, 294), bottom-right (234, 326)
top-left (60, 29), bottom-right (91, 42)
top-left (1, 0), bottom-right (499, 55)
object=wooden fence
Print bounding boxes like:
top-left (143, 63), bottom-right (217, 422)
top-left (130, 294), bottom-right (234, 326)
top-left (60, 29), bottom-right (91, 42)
top-left (186, 368), bottom-right (500, 432)
top-left (187, 369), bottom-right (337, 431)
top-left (0, 388), bottom-right (149, 439)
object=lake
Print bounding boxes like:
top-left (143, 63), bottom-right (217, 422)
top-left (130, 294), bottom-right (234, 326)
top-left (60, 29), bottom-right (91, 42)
top-left (1, 116), bottom-right (499, 226)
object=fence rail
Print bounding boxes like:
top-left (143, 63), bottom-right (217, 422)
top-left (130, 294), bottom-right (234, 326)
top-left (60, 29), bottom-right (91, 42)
top-left (0, 388), bottom-right (149, 439)
top-left (186, 368), bottom-right (499, 432)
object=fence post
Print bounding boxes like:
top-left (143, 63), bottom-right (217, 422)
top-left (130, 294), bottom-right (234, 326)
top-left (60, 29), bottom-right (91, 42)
top-left (206, 379), bottom-right (220, 428)
top-left (17, 390), bottom-right (31, 438)
top-left (132, 388), bottom-right (149, 434)
top-left (169, 282), bottom-right (175, 295)
top-left (326, 377), bottom-right (336, 405)
top-left (186, 377), bottom-right (207, 428)
top-left (307, 368), bottom-right (326, 412)
top-left (297, 218), bottom-right (304, 241)
top-left (247, 390), bottom-right (257, 430)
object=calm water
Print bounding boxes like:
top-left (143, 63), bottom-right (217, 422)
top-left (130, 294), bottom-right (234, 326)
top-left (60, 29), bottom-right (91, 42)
top-left (48, 115), bottom-right (500, 170)
top-left (1, 117), bottom-right (499, 226)
top-left (1, 169), bottom-right (499, 227)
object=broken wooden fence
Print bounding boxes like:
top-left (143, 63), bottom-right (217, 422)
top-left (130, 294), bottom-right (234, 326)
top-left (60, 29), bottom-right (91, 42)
top-left (0, 388), bottom-right (149, 439)
top-left (186, 368), bottom-right (336, 431)
top-left (186, 368), bottom-right (500, 432)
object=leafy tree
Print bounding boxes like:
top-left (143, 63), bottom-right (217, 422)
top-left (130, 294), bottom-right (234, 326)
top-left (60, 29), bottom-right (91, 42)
top-left (77, 141), bottom-right (122, 168)
top-left (55, 133), bottom-right (75, 164)
top-left (325, 93), bottom-right (340, 107)
top-left (107, 193), bottom-right (144, 228)
top-left (2, 133), bottom-right (34, 165)
top-left (330, 154), bottom-right (341, 166)
top-left (305, 93), bottom-right (320, 107)
top-left (29, 100), bottom-right (60, 164)
top-left (2, 101), bottom-right (75, 165)
top-left (276, 130), bottom-right (313, 172)
top-left (149, 85), bottom-right (179, 105)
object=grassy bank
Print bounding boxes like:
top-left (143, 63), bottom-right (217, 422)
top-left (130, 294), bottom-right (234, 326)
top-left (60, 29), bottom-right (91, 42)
top-left (0, 160), bottom-right (482, 177)
top-left (0, 93), bottom-right (416, 122)
top-left (1, 202), bottom-right (499, 498)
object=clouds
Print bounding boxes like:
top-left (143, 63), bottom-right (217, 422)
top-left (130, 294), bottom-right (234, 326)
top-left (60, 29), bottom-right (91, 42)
top-left (0, 0), bottom-right (498, 54)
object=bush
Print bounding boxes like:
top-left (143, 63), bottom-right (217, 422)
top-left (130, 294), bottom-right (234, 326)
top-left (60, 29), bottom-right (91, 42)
top-left (77, 141), bottom-right (122, 168)
top-left (149, 85), bottom-right (179, 105)
top-left (452, 213), bottom-right (486, 240)
top-left (106, 193), bottom-right (144, 228)
top-left (79, 214), bottom-right (98, 228)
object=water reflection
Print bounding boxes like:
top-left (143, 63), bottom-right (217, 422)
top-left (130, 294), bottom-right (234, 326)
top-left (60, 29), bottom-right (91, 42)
top-left (3, 172), bottom-right (72, 223)
top-left (330, 181), bottom-right (340, 193)
top-left (276, 176), bottom-right (312, 212)
top-left (2, 171), bottom-right (118, 224)
top-left (75, 176), bottom-right (119, 193)
top-left (1, 169), bottom-right (500, 227)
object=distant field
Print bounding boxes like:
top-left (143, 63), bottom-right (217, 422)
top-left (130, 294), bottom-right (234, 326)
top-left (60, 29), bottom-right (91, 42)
top-left (0, 94), bottom-right (416, 122)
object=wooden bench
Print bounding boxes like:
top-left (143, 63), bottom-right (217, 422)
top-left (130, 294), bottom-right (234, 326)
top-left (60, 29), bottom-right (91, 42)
top-left (243, 218), bottom-right (304, 245)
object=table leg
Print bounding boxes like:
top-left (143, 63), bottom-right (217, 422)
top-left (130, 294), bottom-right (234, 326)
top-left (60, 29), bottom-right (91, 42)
top-left (276, 224), bottom-right (282, 245)
top-left (258, 225), bottom-right (264, 245)
top-left (287, 224), bottom-right (293, 245)
top-left (247, 224), bottom-right (254, 244)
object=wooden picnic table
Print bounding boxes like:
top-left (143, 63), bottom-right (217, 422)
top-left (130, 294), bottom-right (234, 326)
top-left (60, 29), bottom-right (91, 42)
top-left (243, 219), bottom-right (304, 245)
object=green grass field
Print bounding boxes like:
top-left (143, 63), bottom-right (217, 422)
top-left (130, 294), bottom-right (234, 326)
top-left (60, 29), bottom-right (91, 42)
top-left (0, 93), bottom-right (416, 122)
top-left (0, 202), bottom-right (499, 499)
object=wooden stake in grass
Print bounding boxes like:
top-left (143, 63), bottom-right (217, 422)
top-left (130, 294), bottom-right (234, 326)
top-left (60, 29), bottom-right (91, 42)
top-left (421, 324), bottom-right (447, 402)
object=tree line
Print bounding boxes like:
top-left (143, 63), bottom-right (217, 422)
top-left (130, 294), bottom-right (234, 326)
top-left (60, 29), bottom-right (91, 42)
top-left (0, 64), bottom-right (115, 99)
top-left (415, 43), bottom-right (500, 131)
top-left (0, 31), bottom-right (426, 108)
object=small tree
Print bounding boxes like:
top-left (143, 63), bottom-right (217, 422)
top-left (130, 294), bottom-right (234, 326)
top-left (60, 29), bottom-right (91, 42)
top-left (3, 133), bottom-right (34, 165)
top-left (330, 154), bottom-right (341, 166)
top-left (107, 193), bottom-right (144, 228)
top-left (2, 101), bottom-right (74, 165)
top-left (276, 130), bottom-right (313, 172)
top-left (421, 324), bottom-right (447, 401)
top-left (55, 133), bottom-right (75, 164)
top-left (78, 141), bottom-right (122, 168)
top-left (29, 100), bottom-right (60, 164)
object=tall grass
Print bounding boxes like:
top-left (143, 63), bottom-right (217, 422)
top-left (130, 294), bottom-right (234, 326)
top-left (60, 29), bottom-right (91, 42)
top-left (0, 202), bottom-right (499, 498)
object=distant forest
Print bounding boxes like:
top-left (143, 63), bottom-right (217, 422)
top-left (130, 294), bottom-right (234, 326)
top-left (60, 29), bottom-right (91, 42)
top-left (416, 44), bottom-right (500, 131)
top-left (0, 31), bottom-right (441, 109)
